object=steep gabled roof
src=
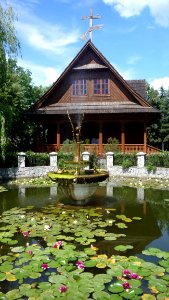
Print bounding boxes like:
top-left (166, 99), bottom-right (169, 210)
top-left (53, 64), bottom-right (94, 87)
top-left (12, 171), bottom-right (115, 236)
top-left (30, 40), bottom-right (159, 115)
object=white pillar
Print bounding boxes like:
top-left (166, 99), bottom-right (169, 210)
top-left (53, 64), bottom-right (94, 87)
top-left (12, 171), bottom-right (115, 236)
top-left (106, 152), bottom-right (114, 170)
top-left (82, 151), bottom-right (90, 170)
top-left (49, 152), bottom-right (58, 167)
top-left (18, 152), bottom-right (26, 168)
top-left (137, 152), bottom-right (146, 168)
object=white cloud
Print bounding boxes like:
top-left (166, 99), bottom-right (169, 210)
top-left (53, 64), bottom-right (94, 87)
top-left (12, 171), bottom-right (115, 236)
top-left (127, 55), bottom-right (142, 65)
top-left (16, 21), bottom-right (79, 55)
top-left (18, 59), bottom-right (60, 86)
top-left (102, 0), bottom-right (169, 27)
top-left (103, 0), bottom-right (147, 17)
top-left (150, 77), bottom-right (169, 90)
top-left (9, 0), bottom-right (80, 56)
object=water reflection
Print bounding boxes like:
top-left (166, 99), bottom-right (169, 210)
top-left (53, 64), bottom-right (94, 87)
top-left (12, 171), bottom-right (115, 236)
top-left (1, 183), bottom-right (169, 255)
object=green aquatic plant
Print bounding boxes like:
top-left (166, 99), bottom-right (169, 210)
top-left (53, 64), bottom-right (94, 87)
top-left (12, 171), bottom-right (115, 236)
top-left (0, 206), bottom-right (168, 299)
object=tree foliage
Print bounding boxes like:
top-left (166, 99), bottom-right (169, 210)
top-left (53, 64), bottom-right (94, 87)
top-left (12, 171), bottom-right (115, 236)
top-left (147, 85), bottom-right (169, 150)
top-left (0, 59), bottom-right (46, 153)
top-left (0, 3), bottom-right (48, 165)
top-left (0, 3), bottom-right (20, 160)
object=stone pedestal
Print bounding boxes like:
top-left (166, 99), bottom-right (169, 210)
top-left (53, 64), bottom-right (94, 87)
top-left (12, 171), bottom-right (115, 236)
top-left (82, 151), bottom-right (90, 170)
top-left (106, 152), bottom-right (114, 170)
top-left (49, 152), bottom-right (58, 168)
top-left (137, 152), bottom-right (146, 168)
top-left (17, 152), bottom-right (26, 168)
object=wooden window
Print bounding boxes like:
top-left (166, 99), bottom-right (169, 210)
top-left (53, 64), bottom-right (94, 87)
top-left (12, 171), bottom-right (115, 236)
top-left (72, 79), bottom-right (87, 96)
top-left (94, 79), bottom-right (109, 95)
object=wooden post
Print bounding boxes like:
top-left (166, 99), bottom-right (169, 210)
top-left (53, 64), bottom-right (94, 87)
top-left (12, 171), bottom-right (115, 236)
top-left (99, 123), bottom-right (103, 155)
top-left (35, 124), bottom-right (40, 151)
top-left (144, 122), bottom-right (147, 153)
top-left (57, 123), bottom-right (60, 150)
top-left (121, 123), bottom-right (125, 153)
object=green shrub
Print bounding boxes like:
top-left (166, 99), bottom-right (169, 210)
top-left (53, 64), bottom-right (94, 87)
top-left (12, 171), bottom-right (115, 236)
top-left (146, 163), bottom-right (157, 173)
top-left (105, 137), bottom-right (119, 153)
top-left (122, 158), bottom-right (134, 169)
top-left (57, 152), bottom-right (74, 169)
top-left (114, 153), bottom-right (137, 167)
top-left (25, 151), bottom-right (49, 166)
top-left (145, 152), bottom-right (169, 168)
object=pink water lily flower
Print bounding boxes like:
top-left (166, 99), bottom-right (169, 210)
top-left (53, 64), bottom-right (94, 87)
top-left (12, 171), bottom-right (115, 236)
top-left (123, 269), bottom-right (131, 277)
top-left (129, 272), bottom-right (141, 279)
top-left (76, 261), bottom-right (85, 269)
top-left (59, 284), bottom-right (68, 293)
top-left (57, 241), bottom-right (63, 247)
top-left (52, 240), bottom-right (63, 249)
top-left (28, 250), bottom-right (33, 255)
top-left (122, 281), bottom-right (131, 291)
top-left (52, 243), bottom-right (59, 249)
top-left (23, 231), bottom-right (29, 237)
top-left (41, 263), bottom-right (49, 270)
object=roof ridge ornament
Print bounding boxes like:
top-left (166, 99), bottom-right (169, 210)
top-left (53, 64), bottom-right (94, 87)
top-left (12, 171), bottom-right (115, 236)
top-left (81, 7), bottom-right (103, 42)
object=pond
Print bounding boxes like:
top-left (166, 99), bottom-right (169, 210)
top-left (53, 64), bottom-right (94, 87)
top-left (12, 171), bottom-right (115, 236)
top-left (0, 181), bottom-right (169, 299)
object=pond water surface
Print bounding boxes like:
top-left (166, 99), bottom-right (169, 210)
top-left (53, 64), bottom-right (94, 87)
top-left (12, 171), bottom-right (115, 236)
top-left (1, 181), bottom-right (169, 299)
top-left (1, 182), bottom-right (169, 257)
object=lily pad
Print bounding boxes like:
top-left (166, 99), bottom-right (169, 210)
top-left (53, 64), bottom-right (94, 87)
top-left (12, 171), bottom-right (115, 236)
top-left (114, 245), bottom-right (133, 252)
top-left (108, 283), bottom-right (124, 293)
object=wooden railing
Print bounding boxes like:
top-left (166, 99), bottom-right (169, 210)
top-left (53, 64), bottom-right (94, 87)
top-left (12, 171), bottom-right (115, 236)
top-left (37, 143), bottom-right (161, 154)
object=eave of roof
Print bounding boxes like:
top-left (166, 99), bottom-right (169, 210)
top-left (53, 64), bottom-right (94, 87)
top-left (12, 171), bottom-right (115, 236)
top-left (28, 102), bottom-right (159, 115)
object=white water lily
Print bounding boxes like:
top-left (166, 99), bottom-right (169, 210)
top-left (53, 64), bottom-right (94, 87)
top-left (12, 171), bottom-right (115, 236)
top-left (73, 220), bottom-right (78, 224)
top-left (20, 215), bottom-right (25, 219)
top-left (44, 224), bottom-right (50, 231)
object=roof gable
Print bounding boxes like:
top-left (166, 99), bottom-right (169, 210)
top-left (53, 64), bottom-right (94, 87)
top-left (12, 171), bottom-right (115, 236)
top-left (33, 40), bottom-right (151, 110)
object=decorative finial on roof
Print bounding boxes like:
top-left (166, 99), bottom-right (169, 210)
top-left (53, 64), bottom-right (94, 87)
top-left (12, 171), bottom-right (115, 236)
top-left (81, 7), bottom-right (103, 42)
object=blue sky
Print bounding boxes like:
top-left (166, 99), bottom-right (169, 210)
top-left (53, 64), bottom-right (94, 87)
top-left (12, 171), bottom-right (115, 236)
top-left (4, 0), bottom-right (169, 90)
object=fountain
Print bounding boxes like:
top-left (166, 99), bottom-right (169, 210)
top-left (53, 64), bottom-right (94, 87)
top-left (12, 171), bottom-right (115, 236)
top-left (48, 113), bottom-right (109, 202)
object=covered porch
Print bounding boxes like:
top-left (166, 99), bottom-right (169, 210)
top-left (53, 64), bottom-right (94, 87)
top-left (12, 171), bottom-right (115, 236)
top-left (35, 115), bottom-right (160, 154)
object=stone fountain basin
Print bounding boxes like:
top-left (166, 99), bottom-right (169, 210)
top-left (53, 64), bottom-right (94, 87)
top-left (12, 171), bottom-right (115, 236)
top-left (48, 170), bottom-right (109, 184)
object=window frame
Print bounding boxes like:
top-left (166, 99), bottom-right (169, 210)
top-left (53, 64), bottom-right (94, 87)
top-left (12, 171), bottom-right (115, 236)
top-left (93, 79), bottom-right (109, 96)
top-left (72, 79), bottom-right (87, 96)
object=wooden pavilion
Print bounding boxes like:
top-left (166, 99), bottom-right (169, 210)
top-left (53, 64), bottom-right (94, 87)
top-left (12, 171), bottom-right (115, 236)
top-left (28, 40), bottom-right (160, 154)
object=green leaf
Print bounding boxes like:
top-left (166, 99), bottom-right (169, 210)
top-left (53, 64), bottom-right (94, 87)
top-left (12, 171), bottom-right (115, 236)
top-left (85, 260), bottom-right (97, 267)
top-left (93, 291), bottom-right (110, 299)
top-left (115, 222), bottom-right (127, 229)
top-left (11, 246), bottom-right (25, 253)
top-left (114, 244), bottom-right (133, 252)
top-left (141, 295), bottom-right (156, 300)
top-left (108, 283), bottom-right (124, 293)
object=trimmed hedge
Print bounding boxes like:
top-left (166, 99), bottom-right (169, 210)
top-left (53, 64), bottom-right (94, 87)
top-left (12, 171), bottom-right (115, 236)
top-left (145, 152), bottom-right (169, 168)
top-left (114, 153), bottom-right (137, 167)
top-left (25, 151), bottom-right (50, 166)
top-left (57, 151), bottom-right (74, 169)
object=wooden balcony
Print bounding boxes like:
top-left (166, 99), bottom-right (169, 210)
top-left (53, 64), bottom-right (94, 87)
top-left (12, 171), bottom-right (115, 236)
top-left (37, 143), bottom-right (161, 154)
